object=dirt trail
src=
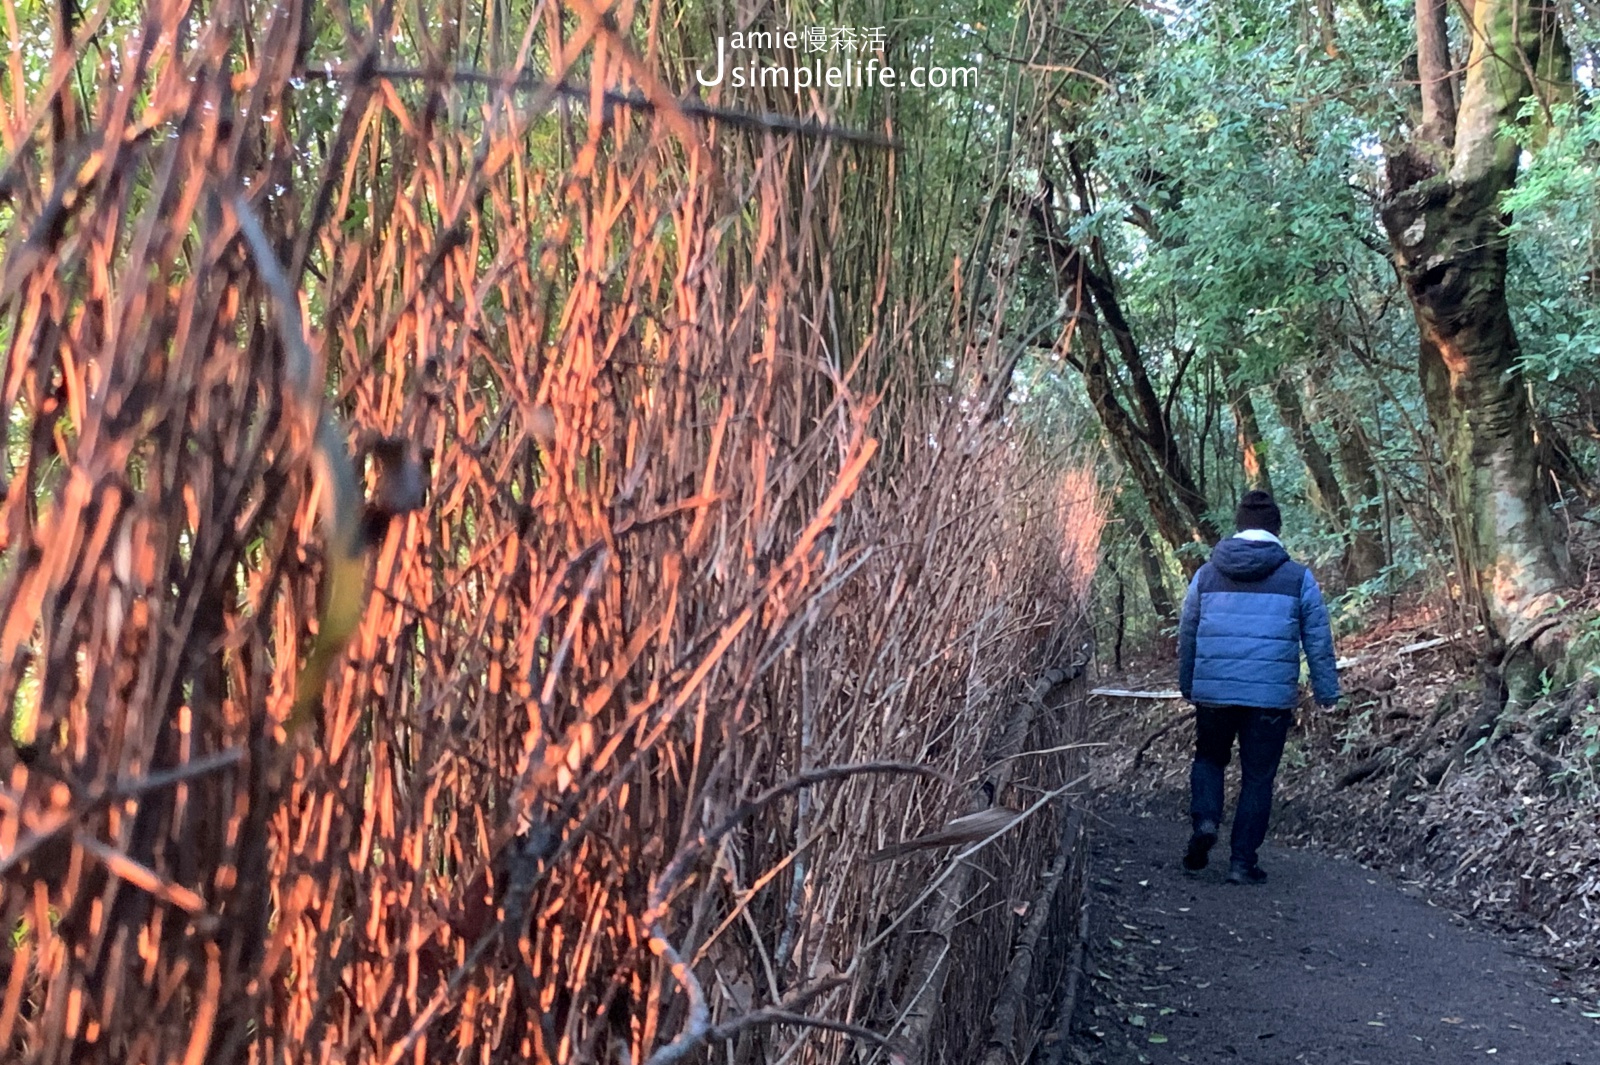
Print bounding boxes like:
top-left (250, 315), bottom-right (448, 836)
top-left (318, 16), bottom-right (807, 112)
top-left (1069, 806), bottom-right (1598, 1064)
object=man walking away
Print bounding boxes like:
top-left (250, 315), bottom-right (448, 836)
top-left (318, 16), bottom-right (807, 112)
top-left (1177, 490), bottom-right (1340, 884)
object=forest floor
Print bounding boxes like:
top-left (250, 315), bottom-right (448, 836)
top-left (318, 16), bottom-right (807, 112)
top-left (1067, 602), bottom-right (1600, 1063)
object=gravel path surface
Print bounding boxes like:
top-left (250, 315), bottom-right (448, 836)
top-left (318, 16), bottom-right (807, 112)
top-left (1070, 806), bottom-right (1599, 1065)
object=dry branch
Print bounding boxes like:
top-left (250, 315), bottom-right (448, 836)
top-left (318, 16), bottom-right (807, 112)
top-left (1333, 628), bottom-right (1483, 670)
top-left (1038, 882), bottom-right (1091, 1065)
top-left (303, 65), bottom-right (900, 148)
top-left (1090, 688), bottom-right (1183, 699)
top-left (1128, 709), bottom-right (1198, 774)
top-left (976, 806), bottom-right (1083, 1065)
top-left (891, 659), bottom-right (1090, 1064)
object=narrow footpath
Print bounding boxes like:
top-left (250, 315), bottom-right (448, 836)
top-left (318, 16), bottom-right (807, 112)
top-left (1070, 807), bottom-right (1598, 1065)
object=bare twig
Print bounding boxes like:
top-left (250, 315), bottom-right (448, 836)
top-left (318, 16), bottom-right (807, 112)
top-left (303, 64), bottom-right (900, 148)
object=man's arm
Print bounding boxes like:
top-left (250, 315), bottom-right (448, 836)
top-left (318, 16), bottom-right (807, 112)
top-left (1177, 573), bottom-right (1201, 701)
top-left (1299, 569), bottom-right (1340, 707)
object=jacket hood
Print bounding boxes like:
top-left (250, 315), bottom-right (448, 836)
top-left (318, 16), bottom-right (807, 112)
top-left (1210, 536), bottom-right (1291, 582)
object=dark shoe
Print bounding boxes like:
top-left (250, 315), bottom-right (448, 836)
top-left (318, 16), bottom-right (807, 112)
top-left (1226, 861), bottom-right (1267, 885)
top-left (1182, 821), bottom-right (1219, 871)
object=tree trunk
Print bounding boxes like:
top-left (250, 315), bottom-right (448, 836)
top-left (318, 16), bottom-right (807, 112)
top-left (1111, 563), bottom-right (1126, 672)
top-left (1075, 313), bottom-right (1213, 570)
top-left (1028, 190), bottom-right (1221, 566)
top-left (1065, 210), bottom-right (1218, 552)
top-left (1381, 0), bottom-right (1571, 650)
top-left (1218, 352), bottom-right (1273, 495)
top-left (1336, 424), bottom-right (1386, 585)
top-left (1081, 291), bottom-right (1219, 554)
top-left (1271, 376), bottom-right (1347, 522)
top-left (1414, 0), bottom-right (1457, 150)
top-left (1127, 508), bottom-right (1176, 623)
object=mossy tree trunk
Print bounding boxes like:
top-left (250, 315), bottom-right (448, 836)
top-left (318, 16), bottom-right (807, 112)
top-left (1380, 0), bottom-right (1571, 652)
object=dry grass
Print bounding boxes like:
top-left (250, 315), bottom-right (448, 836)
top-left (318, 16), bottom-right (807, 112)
top-left (0, 2), bottom-right (1103, 1062)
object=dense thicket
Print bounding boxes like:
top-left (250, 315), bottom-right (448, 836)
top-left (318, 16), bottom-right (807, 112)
top-left (0, 0), bottom-right (1112, 1062)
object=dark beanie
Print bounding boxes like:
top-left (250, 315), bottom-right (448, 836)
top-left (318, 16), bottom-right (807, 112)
top-left (1235, 490), bottom-right (1282, 536)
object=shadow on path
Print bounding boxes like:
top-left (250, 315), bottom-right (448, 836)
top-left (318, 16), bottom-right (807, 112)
top-left (1070, 806), bottom-right (1597, 1064)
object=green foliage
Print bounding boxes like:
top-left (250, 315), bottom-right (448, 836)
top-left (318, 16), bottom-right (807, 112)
top-left (1078, 0), bottom-right (1400, 377)
top-left (1505, 98), bottom-right (1600, 392)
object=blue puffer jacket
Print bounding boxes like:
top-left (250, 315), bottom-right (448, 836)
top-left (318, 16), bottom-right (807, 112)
top-left (1178, 536), bottom-right (1340, 710)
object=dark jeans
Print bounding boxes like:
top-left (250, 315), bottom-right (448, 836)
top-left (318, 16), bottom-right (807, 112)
top-left (1189, 704), bottom-right (1293, 869)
